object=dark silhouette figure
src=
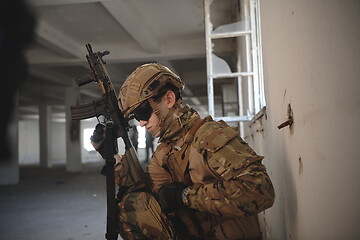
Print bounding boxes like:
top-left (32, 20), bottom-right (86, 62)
top-left (145, 131), bottom-right (154, 162)
top-left (130, 126), bottom-right (139, 152)
top-left (0, 0), bottom-right (36, 161)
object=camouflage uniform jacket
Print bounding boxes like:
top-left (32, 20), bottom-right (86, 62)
top-left (147, 105), bottom-right (275, 239)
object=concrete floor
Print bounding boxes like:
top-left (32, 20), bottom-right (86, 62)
top-left (0, 148), bottom-right (151, 240)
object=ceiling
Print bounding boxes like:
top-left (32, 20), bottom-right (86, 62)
top-left (20, 0), bottom-right (238, 120)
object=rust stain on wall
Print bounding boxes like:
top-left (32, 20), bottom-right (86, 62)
top-left (298, 156), bottom-right (303, 176)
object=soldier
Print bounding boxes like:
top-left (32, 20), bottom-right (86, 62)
top-left (95, 63), bottom-right (275, 240)
top-left (145, 130), bottom-right (154, 162)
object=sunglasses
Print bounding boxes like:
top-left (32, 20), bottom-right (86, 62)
top-left (133, 101), bottom-right (153, 121)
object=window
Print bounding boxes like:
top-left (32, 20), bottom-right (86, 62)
top-left (204, 0), bottom-right (265, 123)
top-left (83, 128), bottom-right (94, 151)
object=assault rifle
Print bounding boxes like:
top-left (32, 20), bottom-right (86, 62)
top-left (70, 43), bottom-right (148, 240)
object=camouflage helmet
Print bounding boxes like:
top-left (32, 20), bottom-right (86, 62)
top-left (118, 63), bottom-right (184, 117)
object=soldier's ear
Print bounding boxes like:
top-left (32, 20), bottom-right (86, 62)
top-left (164, 90), bottom-right (176, 109)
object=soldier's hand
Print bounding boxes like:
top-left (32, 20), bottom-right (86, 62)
top-left (90, 123), bottom-right (106, 158)
top-left (158, 182), bottom-right (186, 213)
top-left (114, 154), bottom-right (122, 164)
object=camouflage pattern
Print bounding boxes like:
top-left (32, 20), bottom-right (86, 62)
top-left (188, 120), bottom-right (274, 217)
top-left (114, 156), bottom-right (132, 188)
top-left (114, 105), bottom-right (275, 239)
top-left (118, 63), bottom-right (184, 117)
top-left (115, 160), bottom-right (175, 240)
top-left (148, 106), bottom-right (203, 191)
top-left (148, 105), bottom-right (275, 239)
top-left (118, 191), bottom-right (175, 240)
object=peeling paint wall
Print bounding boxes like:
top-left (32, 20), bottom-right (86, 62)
top-left (245, 1), bottom-right (360, 239)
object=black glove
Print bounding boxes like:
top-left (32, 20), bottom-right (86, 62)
top-left (158, 182), bottom-right (186, 213)
top-left (90, 123), bottom-right (106, 158)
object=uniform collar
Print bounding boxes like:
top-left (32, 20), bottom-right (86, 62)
top-left (159, 105), bottom-right (201, 143)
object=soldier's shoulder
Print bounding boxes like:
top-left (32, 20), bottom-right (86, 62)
top-left (193, 120), bottom-right (264, 181)
top-left (192, 120), bottom-right (239, 153)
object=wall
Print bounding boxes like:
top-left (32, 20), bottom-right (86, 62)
top-left (19, 119), bottom-right (67, 166)
top-left (19, 118), bottom-right (107, 166)
top-left (247, 1), bottom-right (360, 239)
top-left (18, 117), bottom-right (130, 167)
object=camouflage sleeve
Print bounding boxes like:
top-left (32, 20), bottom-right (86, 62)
top-left (187, 121), bottom-right (275, 217)
top-left (146, 143), bottom-right (173, 193)
top-left (114, 154), bottom-right (133, 187)
top-left (114, 148), bottom-right (171, 194)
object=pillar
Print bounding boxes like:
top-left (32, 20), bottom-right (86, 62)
top-left (39, 103), bottom-right (52, 168)
top-left (65, 87), bottom-right (82, 172)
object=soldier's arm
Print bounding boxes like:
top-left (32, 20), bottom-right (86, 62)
top-left (146, 144), bottom-right (174, 193)
top-left (186, 122), bottom-right (275, 218)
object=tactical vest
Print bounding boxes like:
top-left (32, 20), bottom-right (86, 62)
top-left (160, 116), bottom-right (213, 239)
top-left (152, 115), bottom-right (262, 240)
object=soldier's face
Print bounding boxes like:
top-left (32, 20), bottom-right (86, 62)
top-left (139, 91), bottom-right (175, 137)
top-left (140, 112), bottom-right (160, 137)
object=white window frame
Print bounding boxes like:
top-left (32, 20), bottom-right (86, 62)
top-left (204, 0), bottom-right (266, 123)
